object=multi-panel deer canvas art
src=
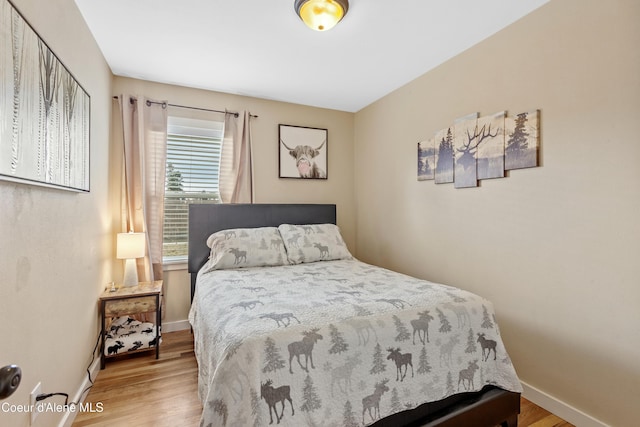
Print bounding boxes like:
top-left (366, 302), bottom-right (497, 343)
top-left (418, 110), bottom-right (539, 188)
top-left (0, 0), bottom-right (90, 192)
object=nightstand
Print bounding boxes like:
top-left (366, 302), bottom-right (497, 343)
top-left (99, 280), bottom-right (163, 369)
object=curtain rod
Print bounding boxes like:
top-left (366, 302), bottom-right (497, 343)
top-left (112, 95), bottom-right (258, 118)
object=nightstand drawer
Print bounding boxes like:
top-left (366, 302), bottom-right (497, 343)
top-left (104, 295), bottom-right (158, 317)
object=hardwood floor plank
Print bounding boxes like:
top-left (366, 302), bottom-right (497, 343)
top-left (73, 330), bottom-right (573, 427)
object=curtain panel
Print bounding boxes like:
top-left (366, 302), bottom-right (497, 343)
top-left (219, 111), bottom-right (254, 203)
top-left (118, 96), bottom-right (168, 281)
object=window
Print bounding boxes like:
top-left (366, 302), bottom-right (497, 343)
top-left (163, 116), bottom-right (224, 262)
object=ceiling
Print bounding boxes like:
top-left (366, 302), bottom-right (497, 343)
top-left (74, 0), bottom-right (549, 113)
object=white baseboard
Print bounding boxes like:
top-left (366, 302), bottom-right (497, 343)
top-left (162, 319), bottom-right (191, 333)
top-left (59, 357), bottom-right (101, 427)
top-left (57, 321), bottom-right (189, 426)
top-left (521, 381), bottom-right (609, 427)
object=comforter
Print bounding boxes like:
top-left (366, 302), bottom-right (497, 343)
top-left (189, 259), bottom-right (521, 427)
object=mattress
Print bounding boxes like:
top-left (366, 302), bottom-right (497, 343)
top-left (188, 259), bottom-right (522, 427)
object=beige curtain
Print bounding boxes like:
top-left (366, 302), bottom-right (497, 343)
top-left (219, 111), bottom-right (254, 203)
top-left (118, 96), bottom-right (168, 281)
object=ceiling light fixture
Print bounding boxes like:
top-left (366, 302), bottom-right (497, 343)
top-left (294, 0), bottom-right (349, 32)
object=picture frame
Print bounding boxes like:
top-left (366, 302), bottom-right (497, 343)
top-left (0, 0), bottom-right (91, 192)
top-left (278, 124), bottom-right (327, 179)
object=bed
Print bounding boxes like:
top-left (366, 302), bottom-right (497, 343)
top-left (188, 203), bottom-right (522, 427)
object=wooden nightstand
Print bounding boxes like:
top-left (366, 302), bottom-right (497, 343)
top-left (99, 280), bottom-right (163, 369)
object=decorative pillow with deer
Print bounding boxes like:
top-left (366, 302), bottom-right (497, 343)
top-left (278, 223), bottom-right (353, 264)
top-left (203, 227), bottom-right (288, 273)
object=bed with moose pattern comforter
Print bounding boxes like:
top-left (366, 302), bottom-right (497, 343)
top-left (189, 259), bottom-right (522, 427)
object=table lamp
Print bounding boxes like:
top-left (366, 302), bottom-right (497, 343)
top-left (117, 232), bottom-right (145, 286)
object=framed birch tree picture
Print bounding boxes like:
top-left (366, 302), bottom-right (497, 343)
top-left (0, 0), bottom-right (90, 192)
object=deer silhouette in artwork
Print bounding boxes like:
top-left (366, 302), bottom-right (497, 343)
top-left (457, 123), bottom-right (498, 172)
top-left (411, 310), bottom-right (434, 345)
top-left (261, 379), bottom-right (294, 425)
top-left (387, 347), bottom-right (414, 382)
top-left (477, 333), bottom-right (497, 361)
top-left (458, 360), bottom-right (480, 391)
top-left (362, 379), bottom-right (390, 424)
top-left (228, 248), bottom-right (247, 264)
top-left (288, 328), bottom-right (323, 374)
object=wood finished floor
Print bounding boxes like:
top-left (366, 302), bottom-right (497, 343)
top-left (73, 330), bottom-right (574, 427)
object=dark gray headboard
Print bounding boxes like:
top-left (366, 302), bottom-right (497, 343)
top-left (188, 203), bottom-right (337, 302)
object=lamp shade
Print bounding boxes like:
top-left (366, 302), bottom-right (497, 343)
top-left (294, 0), bottom-right (349, 31)
top-left (116, 232), bottom-right (146, 259)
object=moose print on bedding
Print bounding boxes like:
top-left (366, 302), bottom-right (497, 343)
top-left (189, 259), bottom-right (522, 426)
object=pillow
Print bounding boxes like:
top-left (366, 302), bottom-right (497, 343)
top-left (278, 223), bottom-right (353, 264)
top-left (203, 227), bottom-right (287, 272)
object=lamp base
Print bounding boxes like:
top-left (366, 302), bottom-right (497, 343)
top-left (122, 258), bottom-right (139, 287)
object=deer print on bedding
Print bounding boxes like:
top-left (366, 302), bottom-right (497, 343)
top-left (288, 329), bottom-right (323, 374)
top-left (477, 333), bottom-right (498, 361)
top-left (228, 247), bottom-right (247, 265)
top-left (189, 259), bottom-right (522, 426)
top-left (261, 380), bottom-right (294, 425)
top-left (362, 379), bottom-right (390, 423)
top-left (411, 310), bottom-right (434, 345)
top-left (386, 347), bottom-right (414, 382)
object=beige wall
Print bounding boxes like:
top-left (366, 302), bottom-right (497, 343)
top-left (354, 1), bottom-right (640, 425)
top-left (112, 77), bottom-right (356, 322)
top-left (0, 0), bottom-right (113, 426)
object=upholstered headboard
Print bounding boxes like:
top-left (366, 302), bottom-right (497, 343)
top-left (187, 203), bottom-right (337, 301)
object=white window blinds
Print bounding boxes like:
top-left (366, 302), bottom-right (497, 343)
top-left (163, 116), bottom-right (224, 260)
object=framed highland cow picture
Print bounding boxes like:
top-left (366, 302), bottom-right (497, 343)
top-left (279, 124), bottom-right (328, 179)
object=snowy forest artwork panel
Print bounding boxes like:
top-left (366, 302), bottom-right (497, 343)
top-left (0, 0), bottom-right (90, 192)
top-left (417, 137), bottom-right (435, 181)
top-left (505, 110), bottom-right (539, 170)
top-left (418, 110), bottom-right (539, 188)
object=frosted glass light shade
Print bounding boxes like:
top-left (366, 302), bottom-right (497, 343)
top-left (116, 232), bottom-right (145, 259)
top-left (295, 0), bottom-right (349, 31)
